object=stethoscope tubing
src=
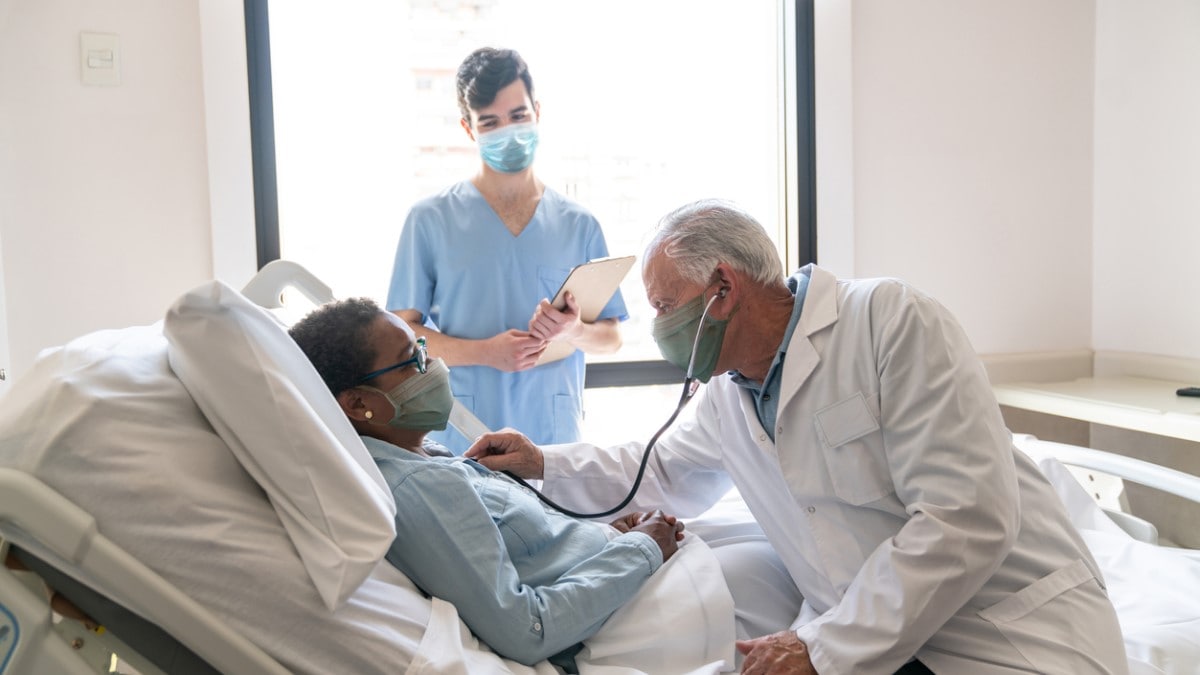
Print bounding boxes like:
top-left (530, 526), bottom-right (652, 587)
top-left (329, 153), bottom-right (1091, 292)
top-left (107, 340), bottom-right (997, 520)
top-left (504, 292), bottom-right (721, 519)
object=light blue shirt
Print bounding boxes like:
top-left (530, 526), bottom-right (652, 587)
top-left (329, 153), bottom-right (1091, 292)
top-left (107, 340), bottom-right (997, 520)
top-left (388, 181), bottom-right (628, 453)
top-left (361, 436), bottom-right (661, 667)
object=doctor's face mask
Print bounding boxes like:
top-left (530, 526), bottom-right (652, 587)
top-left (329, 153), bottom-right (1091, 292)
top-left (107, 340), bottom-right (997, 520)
top-left (477, 122), bottom-right (539, 173)
top-left (651, 288), bottom-right (734, 384)
top-left (361, 358), bottom-right (454, 431)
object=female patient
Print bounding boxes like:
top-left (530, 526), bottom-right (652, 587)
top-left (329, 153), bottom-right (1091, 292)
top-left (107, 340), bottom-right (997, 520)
top-left (288, 298), bottom-right (684, 669)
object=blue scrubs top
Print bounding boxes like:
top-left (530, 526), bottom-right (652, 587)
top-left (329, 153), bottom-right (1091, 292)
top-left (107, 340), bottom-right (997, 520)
top-left (388, 180), bottom-right (627, 453)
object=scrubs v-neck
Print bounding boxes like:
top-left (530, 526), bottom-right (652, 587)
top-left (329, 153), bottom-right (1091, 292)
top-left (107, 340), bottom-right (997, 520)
top-left (388, 180), bottom-right (627, 453)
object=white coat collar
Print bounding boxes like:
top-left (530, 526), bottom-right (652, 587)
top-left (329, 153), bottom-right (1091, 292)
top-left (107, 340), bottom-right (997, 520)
top-left (776, 264), bottom-right (838, 413)
top-left (795, 264), bottom-right (838, 338)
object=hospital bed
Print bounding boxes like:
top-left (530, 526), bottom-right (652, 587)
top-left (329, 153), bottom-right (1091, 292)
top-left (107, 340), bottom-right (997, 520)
top-left (0, 261), bottom-right (735, 675)
top-left (1, 262), bottom-right (1198, 675)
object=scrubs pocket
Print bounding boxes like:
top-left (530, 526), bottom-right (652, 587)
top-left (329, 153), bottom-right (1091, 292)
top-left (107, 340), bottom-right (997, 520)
top-left (816, 392), bottom-right (890, 505)
top-left (978, 560), bottom-right (1123, 670)
top-left (538, 266), bottom-right (573, 302)
top-left (552, 393), bottom-right (582, 444)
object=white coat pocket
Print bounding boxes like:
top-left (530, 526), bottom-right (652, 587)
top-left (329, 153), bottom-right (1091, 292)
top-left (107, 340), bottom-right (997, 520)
top-left (977, 559), bottom-right (1126, 672)
top-left (815, 392), bottom-right (891, 505)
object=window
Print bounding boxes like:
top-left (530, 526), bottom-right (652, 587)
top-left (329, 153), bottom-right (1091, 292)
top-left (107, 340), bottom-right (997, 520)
top-left (246, 0), bottom-right (815, 441)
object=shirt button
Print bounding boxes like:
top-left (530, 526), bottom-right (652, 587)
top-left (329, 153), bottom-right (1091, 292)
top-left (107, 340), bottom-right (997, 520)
top-left (759, 434), bottom-right (768, 442)
top-left (533, 622), bottom-right (542, 632)
top-left (807, 506), bottom-right (816, 514)
top-left (776, 425), bottom-right (783, 435)
top-left (762, 393), bottom-right (771, 401)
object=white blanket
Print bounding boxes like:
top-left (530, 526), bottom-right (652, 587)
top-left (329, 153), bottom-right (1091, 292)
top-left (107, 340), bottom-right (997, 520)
top-left (407, 534), bottom-right (736, 675)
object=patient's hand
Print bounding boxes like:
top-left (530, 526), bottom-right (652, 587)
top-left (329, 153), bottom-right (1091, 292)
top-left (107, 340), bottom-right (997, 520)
top-left (485, 329), bottom-right (548, 372)
top-left (609, 512), bottom-right (645, 533)
top-left (466, 430), bottom-right (545, 479)
top-left (736, 630), bottom-right (816, 675)
top-left (528, 292), bottom-right (582, 343)
top-left (629, 510), bottom-right (685, 563)
top-left (610, 511), bottom-right (686, 541)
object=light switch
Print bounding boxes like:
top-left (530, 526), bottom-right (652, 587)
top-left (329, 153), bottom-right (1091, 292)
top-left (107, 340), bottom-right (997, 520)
top-left (80, 32), bottom-right (120, 86)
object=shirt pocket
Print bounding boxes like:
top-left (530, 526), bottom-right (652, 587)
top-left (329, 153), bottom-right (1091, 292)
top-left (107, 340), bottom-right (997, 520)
top-left (477, 475), bottom-right (552, 559)
top-left (538, 265), bottom-right (573, 302)
top-left (815, 392), bottom-right (892, 505)
top-left (977, 559), bottom-right (1122, 669)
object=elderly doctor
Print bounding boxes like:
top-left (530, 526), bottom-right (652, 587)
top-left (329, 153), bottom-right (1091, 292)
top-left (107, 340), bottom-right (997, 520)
top-left (467, 199), bottom-right (1129, 674)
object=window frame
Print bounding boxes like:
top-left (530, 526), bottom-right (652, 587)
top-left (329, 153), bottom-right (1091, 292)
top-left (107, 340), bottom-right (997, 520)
top-left (243, 0), bottom-right (816, 389)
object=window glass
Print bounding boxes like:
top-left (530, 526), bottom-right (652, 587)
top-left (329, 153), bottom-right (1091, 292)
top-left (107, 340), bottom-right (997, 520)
top-left (268, 0), bottom-right (789, 440)
top-left (270, 0), bottom-right (785, 359)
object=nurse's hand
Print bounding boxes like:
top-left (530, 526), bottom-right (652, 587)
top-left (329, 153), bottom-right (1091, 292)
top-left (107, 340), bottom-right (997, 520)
top-left (465, 429), bottom-right (545, 479)
top-left (528, 292), bottom-right (582, 343)
top-left (736, 631), bottom-right (816, 675)
top-left (484, 329), bottom-right (547, 372)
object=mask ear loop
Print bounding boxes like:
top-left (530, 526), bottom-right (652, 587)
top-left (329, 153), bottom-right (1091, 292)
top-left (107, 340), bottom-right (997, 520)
top-left (503, 289), bottom-right (724, 519)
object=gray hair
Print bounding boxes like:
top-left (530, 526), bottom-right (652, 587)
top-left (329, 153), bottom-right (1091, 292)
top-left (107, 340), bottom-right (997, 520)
top-left (646, 199), bottom-right (784, 285)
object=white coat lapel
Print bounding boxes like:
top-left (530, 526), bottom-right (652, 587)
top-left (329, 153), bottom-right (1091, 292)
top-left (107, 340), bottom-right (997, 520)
top-left (776, 265), bottom-right (838, 415)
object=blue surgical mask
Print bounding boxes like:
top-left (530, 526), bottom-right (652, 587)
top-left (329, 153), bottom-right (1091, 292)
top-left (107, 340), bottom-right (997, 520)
top-left (477, 122), bottom-right (539, 173)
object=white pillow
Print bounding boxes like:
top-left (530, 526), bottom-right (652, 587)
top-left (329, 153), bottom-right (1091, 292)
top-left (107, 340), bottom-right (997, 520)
top-left (163, 280), bottom-right (396, 611)
top-left (0, 323), bottom-right (429, 674)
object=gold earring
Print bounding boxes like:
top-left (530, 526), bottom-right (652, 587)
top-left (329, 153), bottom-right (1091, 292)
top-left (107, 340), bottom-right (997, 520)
top-left (364, 410), bottom-right (373, 420)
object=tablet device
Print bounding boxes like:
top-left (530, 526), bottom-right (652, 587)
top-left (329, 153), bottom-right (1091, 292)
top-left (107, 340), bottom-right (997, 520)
top-left (536, 255), bottom-right (636, 365)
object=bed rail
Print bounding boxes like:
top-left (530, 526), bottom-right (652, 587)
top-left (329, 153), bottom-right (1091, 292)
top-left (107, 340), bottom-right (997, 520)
top-left (0, 469), bottom-right (290, 675)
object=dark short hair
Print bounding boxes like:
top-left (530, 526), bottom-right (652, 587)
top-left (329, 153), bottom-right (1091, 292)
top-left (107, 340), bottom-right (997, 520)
top-left (289, 297), bottom-right (383, 395)
top-left (456, 47), bottom-right (535, 126)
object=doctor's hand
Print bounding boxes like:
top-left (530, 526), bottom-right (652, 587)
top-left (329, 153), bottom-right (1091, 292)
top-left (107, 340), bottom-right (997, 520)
top-left (736, 630), bottom-right (816, 675)
top-left (627, 510), bottom-right (686, 563)
top-left (465, 429), bottom-right (545, 479)
top-left (484, 329), bottom-right (548, 372)
top-left (528, 292), bottom-right (583, 343)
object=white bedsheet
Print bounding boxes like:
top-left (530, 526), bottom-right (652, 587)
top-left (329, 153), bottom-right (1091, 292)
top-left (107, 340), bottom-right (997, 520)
top-left (1017, 437), bottom-right (1200, 675)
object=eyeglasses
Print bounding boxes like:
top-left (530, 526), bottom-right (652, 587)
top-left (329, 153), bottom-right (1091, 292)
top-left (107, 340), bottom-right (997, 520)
top-left (356, 337), bottom-right (427, 384)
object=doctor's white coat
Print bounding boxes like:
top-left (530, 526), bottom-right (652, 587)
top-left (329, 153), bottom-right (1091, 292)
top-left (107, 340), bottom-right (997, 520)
top-left (541, 264), bottom-right (1128, 675)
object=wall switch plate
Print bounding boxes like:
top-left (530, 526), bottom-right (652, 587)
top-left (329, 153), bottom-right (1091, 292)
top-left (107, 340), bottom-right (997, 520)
top-left (80, 32), bottom-right (120, 86)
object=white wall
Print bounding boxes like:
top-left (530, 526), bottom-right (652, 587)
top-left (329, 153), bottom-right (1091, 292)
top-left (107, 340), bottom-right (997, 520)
top-left (1092, 0), bottom-right (1200, 361)
top-left (0, 0), bottom-right (214, 377)
top-left (819, 0), bottom-right (1096, 356)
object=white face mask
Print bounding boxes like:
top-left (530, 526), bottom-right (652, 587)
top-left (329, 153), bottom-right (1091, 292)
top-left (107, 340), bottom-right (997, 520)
top-left (361, 358), bottom-right (454, 431)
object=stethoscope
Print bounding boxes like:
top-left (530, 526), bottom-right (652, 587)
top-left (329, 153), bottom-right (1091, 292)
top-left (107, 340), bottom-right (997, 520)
top-left (503, 287), bottom-right (727, 519)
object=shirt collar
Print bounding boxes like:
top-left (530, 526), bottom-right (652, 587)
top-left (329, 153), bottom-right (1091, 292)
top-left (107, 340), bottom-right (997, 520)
top-left (730, 268), bottom-right (811, 389)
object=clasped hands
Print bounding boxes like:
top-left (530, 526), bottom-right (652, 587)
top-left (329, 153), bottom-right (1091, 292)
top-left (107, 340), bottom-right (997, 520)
top-left (609, 510), bottom-right (686, 563)
top-left (490, 292), bottom-right (582, 372)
